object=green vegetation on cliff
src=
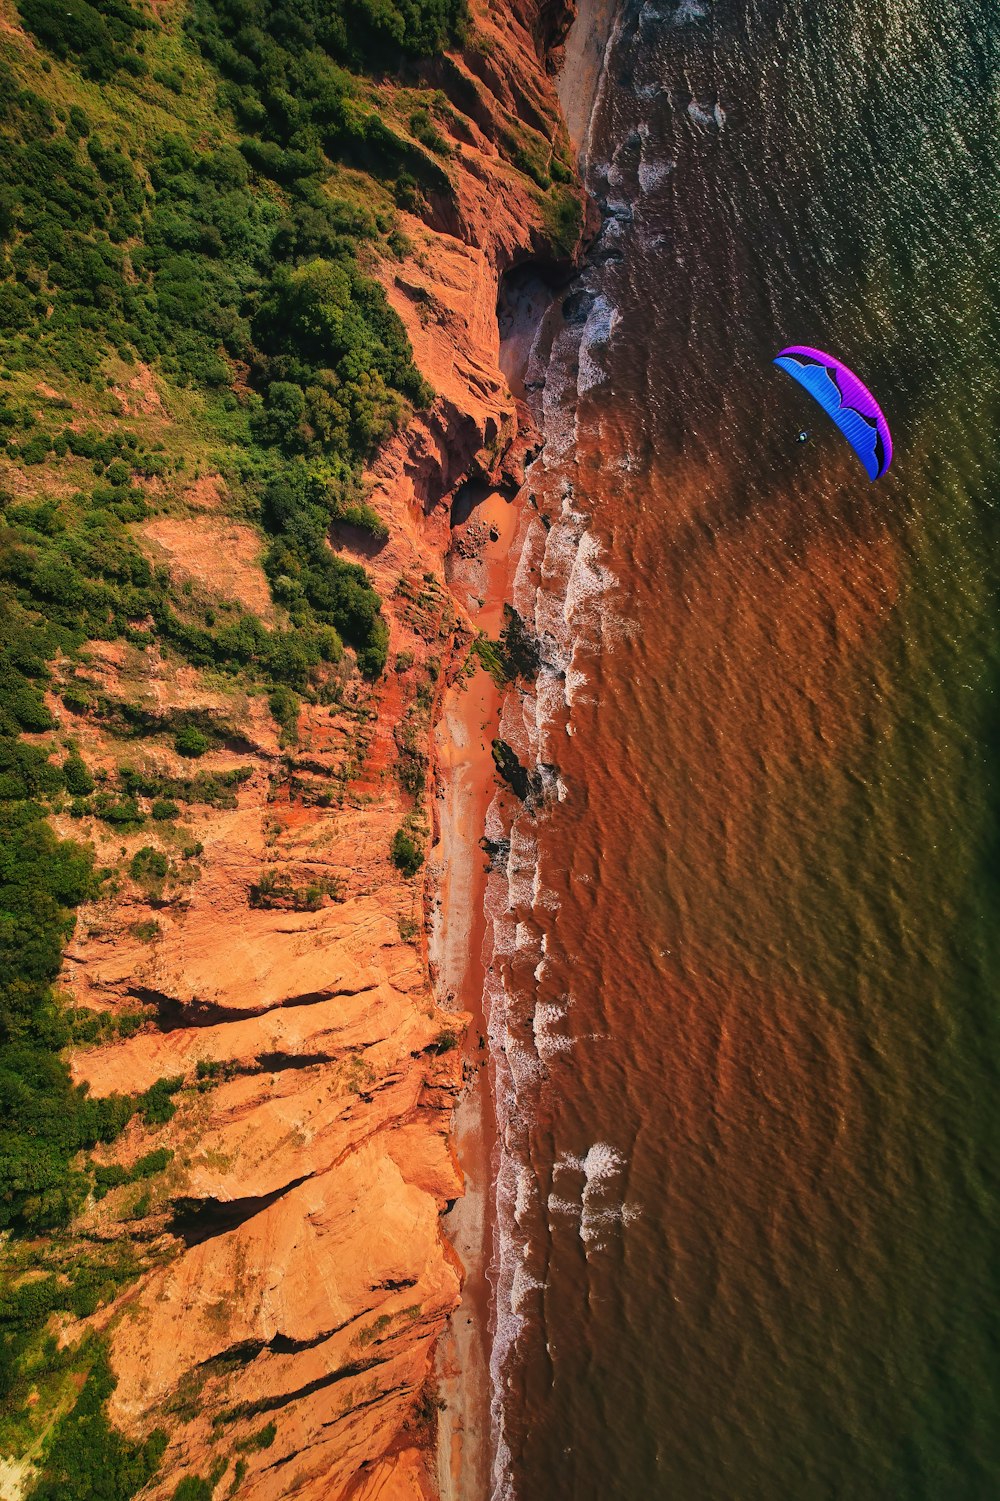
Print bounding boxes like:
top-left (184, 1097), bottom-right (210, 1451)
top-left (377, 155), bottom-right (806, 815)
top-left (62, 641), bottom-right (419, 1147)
top-left (0, 0), bottom-right (470, 1223)
top-left (0, 0), bottom-right (583, 1478)
top-left (0, 0), bottom-right (472, 1478)
top-left (28, 1351), bottom-right (166, 1500)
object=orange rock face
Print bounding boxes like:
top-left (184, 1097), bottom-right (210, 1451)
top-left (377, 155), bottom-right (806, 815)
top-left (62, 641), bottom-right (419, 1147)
top-left (52, 3), bottom-right (583, 1496)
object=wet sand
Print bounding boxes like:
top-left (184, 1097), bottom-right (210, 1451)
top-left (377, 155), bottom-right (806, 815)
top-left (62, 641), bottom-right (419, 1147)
top-left (431, 491), bottom-right (519, 1501)
top-left (431, 662), bottom-right (498, 1501)
top-left (557, 0), bottom-right (619, 166)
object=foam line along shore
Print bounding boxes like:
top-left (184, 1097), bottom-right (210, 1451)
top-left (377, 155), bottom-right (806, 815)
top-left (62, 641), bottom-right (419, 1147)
top-left (472, 5), bottom-right (627, 1497)
top-left (430, 3), bottom-right (622, 1494)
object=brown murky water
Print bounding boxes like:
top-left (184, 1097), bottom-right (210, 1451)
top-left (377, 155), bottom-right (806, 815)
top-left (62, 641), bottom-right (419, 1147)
top-left (486, 3), bottom-right (1000, 1498)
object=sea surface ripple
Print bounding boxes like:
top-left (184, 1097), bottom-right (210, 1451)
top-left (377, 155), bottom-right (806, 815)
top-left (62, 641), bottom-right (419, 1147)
top-left (487, 3), bottom-right (1000, 1498)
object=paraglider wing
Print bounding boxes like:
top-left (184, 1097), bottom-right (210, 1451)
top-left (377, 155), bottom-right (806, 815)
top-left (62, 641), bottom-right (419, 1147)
top-left (774, 346), bottom-right (892, 480)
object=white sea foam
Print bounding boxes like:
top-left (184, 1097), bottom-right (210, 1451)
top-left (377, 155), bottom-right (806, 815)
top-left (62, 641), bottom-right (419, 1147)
top-left (603, 196), bottom-right (634, 224)
top-left (587, 1141), bottom-right (624, 1178)
top-left (514, 1163), bottom-right (534, 1224)
top-left (639, 156), bottom-right (674, 193)
top-left (566, 529), bottom-right (617, 625)
top-left (577, 294), bottom-right (621, 393)
top-left (511, 1036), bottom-right (544, 1093)
top-left (538, 323), bottom-right (587, 463)
top-left (546, 1143), bottom-right (641, 1250)
top-left (533, 882), bottom-right (563, 913)
top-left (638, 0), bottom-right (671, 23)
top-left (511, 1257), bottom-right (542, 1314)
top-left (489, 1149), bottom-right (525, 1501)
top-left (687, 98), bottom-right (725, 130)
top-left (565, 661), bottom-right (592, 707)
top-left (488, 101), bottom-right (624, 1496)
top-left (532, 998), bottom-right (574, 1059)
top-left (535, 668), bottom-right (568, 752)
top-left (673, 0), bottom-right (708, 22)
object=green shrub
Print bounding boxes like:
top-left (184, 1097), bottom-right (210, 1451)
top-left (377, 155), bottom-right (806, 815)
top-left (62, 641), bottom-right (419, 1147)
top-left (542, 184), bottom-right (584, 258)
top-left (172, 1478), bottom-right (212, 1501)
top-left (471, 634), bottom-right (505, 687)
top-left (129, 846), bottom-right (168, 883)
top-left (337, 501), bottom-right (389, 540)
top-left (63, 752), bottom-right (95, 795)
top-left (0, 802), bottom-right (149, 1232)
top-left (390, 828), bottom-right (423, 877)
top-left (409, 109), bottom-right (451, 156)
top-left (91, 794), bottom-right (144, 828)
top-left (17, 0), bottom-right (152, 81)
top-left (62, 684), bottom-right (91, 714)
top-left (0, 0), bottom-right (474, 1372)
top-left (387, 228), bottom-right (413, 260)
top-left (174, 726), bottom-right (209, 758)
top-left (397, 751), bottom-right (425, 798)
top-left (94, 1147), bottom-right (172, 1199)
top-left (20, 432), bottom-right (52, 465)
top-left (117, 765), bottom-right (251, 811)
top-left (261, 467), bottom-right (389, 677)
top-left (248, 870), bottom-right (341, 910)
top-left (235, 1420), bottom-right (276, 1452)
top-left (153, 67), bottom-right (185, 94)
top-left (138, 1076), bottom-right (184, 1126)
top-left (268, 685), bottom-right (299, 731)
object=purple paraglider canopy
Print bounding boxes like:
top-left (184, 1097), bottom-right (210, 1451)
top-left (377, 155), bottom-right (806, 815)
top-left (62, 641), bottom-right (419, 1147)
top-left (774, 345), bottom-right (893, 481)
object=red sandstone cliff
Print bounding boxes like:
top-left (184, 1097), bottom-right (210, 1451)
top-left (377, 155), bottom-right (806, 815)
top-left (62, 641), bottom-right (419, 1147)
top-left (48, 4), bottom-right (584, 1496)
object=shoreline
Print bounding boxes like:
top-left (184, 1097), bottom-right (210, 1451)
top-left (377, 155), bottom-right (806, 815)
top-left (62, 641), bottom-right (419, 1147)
top-left (430, 483), bottom-right (525, 1501)
top-left (431, 1), bottom-right (618, 1493)
top-left (429, 269), bottom-right (559, 1500)
top-left (558, 0), bottom-right (620, 169)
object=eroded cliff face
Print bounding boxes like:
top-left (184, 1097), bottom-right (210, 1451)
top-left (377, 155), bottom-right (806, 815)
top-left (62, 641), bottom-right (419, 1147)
top-left (37, 3), bottom-right (582, 1496)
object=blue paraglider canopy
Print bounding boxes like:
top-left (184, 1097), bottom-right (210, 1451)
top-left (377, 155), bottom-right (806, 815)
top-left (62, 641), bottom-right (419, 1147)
top-left (774, 346), bottom-right (893, 481)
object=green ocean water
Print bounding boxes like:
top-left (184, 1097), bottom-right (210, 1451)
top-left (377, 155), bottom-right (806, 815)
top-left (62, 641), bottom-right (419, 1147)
top-left (493, 2), bottom-right (1000, 1497)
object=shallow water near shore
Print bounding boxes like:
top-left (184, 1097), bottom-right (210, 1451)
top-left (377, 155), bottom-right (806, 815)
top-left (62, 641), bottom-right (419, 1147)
top-left (487, 2), bottom-right (1000, 1497)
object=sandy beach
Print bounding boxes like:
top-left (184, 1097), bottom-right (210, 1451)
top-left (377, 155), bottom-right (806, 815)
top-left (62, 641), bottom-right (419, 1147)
top-left (557, 0), bottom-right (619, 166)
top-left (430, 486), bottom-right (519, 1501)
top-left (430, 4), bottom-right (618, 1493)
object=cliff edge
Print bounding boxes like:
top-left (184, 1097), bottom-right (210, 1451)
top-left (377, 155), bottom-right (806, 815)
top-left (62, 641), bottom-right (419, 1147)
top-left (0, 0), bottom-right (583, 1494)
